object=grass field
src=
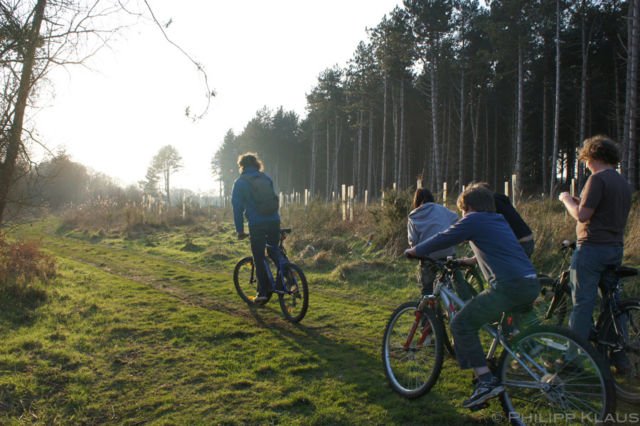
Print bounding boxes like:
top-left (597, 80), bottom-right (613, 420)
top-left (0, 216), bottom-right (637, 425)
top-left (0, 218), bottom-right (487, 425)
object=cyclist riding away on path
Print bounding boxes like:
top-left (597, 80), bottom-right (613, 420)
top-left (231, 152), bottom-right (280, 305)
top-left (405, 184), bottom-right (540, 409)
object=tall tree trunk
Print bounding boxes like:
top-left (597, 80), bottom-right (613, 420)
top-left (367, 107), bottom-right (374, 197)
top-left (470, 90), bottom-right (481, 182)
top-left (614, 50), bottom-right (623, 144)
top-left (484, 98), bottom-right (490, 183)
top-left (392, 82), bottom-right (399, 188)
top-left (381, 76), bottom-right (388, 192)
top-left (357, 109), bottom-right (364, 199)
top-left (515, 42), bottom-right (524, 195)
top-left (165, 168), bottom-right (171, 206)
top-left (623, 0), bottom-right (639, 189)
top-left (493, 103), bottom-right (499, 190)
top-left (577, 1), bottom-right (591, 188)
top-left (429, 55), bottom-right (442, 191)
top-left (458, 68), bottom-right (465, 191)
top-left (326, 120), bottom-right (330, 200)
top-left (445, 98), bottom-right (452, 186)
top-left (399, 78), bottom-right (406, 189)
top-left (333, 114), bottom-right (341, 196)
top-left (542, 74), bottom-right (549, 194)
top-left (550, 0), bottom-right (562, 197)
top-left (310, 122), bottom-right (317, 195)
top-left (0, 0), bottom-right (47, 223)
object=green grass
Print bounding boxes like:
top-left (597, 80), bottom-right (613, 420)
top-left (0, 217), bottom-right (629, 424)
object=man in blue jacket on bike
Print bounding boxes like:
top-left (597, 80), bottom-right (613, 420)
top-left (231, 153), bottom-right (280, 304)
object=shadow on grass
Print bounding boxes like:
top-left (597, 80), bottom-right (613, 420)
top-left (245, 307), bottom-right (494, 425)
top-left (0, 285), bottom-right (47, 328)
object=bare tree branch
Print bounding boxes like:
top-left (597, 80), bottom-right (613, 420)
top-left (142, 0), bottom-right (215, 122)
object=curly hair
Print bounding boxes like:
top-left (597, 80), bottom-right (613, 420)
top-left (578, 135), bottom-right (620, 165)
top-left (456, 184), bottom-right (496, 213)
top-left (237, 152), bottom-right (263, 171)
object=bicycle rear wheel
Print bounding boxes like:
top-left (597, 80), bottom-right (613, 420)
top-left (597, 299), bottom-right (640, 403)
top-left (498, 325), bottom-right (615, 425)
top-left (278, 263), bottom-right (308, 322)
top-left (382, 302), bottom-right (444, 398)
top-left (233, 256), bottom-right (274, 304)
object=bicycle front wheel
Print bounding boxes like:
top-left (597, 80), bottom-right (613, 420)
top-left (498, 325), bottom-right (615, 425)
top-left (597, 298), bottom-right (640, 403)
top-left (233, 256), bottom-right (273, 304)
top-left (278, 263), bottom-right (308, 323)
top-left (381, 302), bottom-right (444, 398)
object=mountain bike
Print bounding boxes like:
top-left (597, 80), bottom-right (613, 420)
top-left (233, 228), bottom-right (309, 323)
top-left (536, 240), bottom-right (640, 403)
top-left (382, 256), bottom-right (616, 425)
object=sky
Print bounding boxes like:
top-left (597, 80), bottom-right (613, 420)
top-left (33, 0), bottom-right (402, 194)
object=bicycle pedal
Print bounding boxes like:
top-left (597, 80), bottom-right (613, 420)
top-left (468, 402), bottom-right (490, 412)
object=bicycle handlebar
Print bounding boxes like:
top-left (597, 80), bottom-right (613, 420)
top-left (405, 252), bottom-right (464, 270)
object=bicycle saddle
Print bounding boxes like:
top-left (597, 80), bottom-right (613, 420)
top-left (507, 303), bottom-right (534, 315)
top-left (615, 265), bottom-right (638, 278)
top-left (280, 228), bottom-right (292, 235)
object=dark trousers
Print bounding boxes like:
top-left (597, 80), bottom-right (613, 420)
top-left (249, 221), bottom-right (280, 297)
top-left (450, 277), bottom-right (540, 369)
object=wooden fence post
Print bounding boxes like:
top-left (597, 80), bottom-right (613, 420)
top-left (443, 182), bottom-right (448, 206)
top-left (348, 185), bottom-right (354, 221)
top-left (341, 184), bottom-right (347, 221)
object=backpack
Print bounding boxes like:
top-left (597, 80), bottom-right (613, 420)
top-left (242, 173), bottom-right (279, 215)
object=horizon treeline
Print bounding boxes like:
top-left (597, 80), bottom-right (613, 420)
top-left (212, 0), bottom-right (640, 200)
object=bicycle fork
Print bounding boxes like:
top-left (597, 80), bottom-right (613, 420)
top-left (403, 297), bottom-right (437, 350)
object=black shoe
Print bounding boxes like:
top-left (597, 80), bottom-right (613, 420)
top-left (611, 351), bottom-right (632, 375)
top-left (462, 377), bottom-right (504, 408)
top-left (252, 294), bottom-right (268, 305)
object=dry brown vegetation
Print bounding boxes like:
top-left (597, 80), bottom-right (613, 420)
top-left (52, 192), bottom-right (640, 277)
top-left (0, 233), bottom-right (56, 297)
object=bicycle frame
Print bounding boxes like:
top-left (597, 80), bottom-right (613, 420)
top-left (423, 265), bottom-right (549, 385)
top-left (262, 234), bottom-right (295, 296)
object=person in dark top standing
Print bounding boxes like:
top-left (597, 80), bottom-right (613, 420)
top-left (476, 183), bottom-right (534, 257)
top-left (231, 153), bottom-right (280, 304)
top-left (559, 135), bottom-right (631, 372)
top-left (405, 184), bottom-right (539, 408)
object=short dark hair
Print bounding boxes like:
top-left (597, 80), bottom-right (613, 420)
top-left (237, 152), bottom-right (263, 171)
top-left (412, 188), bottom-right (435, 209)
top-left (456, 184), bottom-right (496, 213)
top-left (578, 135), bottom-right (620, 165)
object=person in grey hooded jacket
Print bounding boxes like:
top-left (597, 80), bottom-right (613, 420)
top-left (408, 188), bottom-right (458, 295)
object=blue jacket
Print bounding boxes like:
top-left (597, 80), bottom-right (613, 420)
top-left (231, 166), bottom-right (280, 233)
top-left (414, 211), bottom-right (536, 286)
